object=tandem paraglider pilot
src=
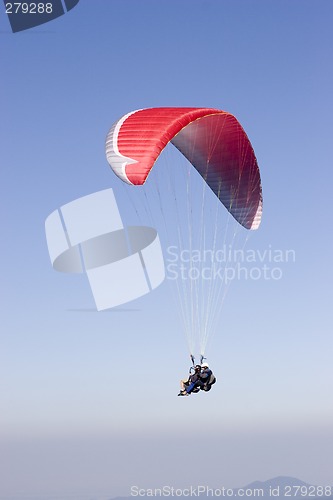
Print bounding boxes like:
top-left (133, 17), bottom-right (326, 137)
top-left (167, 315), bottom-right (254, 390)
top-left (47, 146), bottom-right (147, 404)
top-left (178, 363), bottom-right (216, 396)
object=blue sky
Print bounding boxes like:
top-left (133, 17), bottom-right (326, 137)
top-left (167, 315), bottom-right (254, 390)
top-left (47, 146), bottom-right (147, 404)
top-left (1, 1), bottom-right (333, 498)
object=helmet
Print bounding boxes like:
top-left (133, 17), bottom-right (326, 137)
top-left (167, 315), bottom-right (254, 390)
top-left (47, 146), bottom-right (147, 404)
top-left (195, 365), bottom-right (201, 371)
top-left (201, 363), bottom-right (209, 368)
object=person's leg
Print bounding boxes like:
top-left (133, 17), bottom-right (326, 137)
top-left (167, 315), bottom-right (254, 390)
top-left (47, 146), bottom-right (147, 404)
top-left (186, 381), bottom-right (196, 393)
top-left (180, 379), bottom-right (188, 391)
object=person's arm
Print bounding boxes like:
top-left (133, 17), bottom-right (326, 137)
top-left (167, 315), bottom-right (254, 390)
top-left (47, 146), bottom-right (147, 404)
top-left (200, 369), bottom-right (212, 381)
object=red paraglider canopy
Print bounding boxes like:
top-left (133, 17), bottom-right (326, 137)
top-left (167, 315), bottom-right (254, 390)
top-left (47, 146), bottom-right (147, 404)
top-left (106, 107), bottom-right (262, 230)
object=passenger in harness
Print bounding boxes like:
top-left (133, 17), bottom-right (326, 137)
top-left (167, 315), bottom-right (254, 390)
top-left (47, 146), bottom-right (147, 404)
top-left (178, 365), bottom-right (202, 396)
top-left (178, 362), bottom-right (216, 396)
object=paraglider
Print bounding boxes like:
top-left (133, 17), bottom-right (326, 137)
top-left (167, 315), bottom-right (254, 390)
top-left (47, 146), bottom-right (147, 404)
top-left (106, 107), bottom-right (262, 229)
top-left (178, 362), bottom-right (216, 396)
top-left (106, 107), bottom-right (263, 391)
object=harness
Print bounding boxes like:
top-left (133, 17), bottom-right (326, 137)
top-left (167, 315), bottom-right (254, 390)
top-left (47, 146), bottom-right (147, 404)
top-left (187, 354), bottom-right (216, 393)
